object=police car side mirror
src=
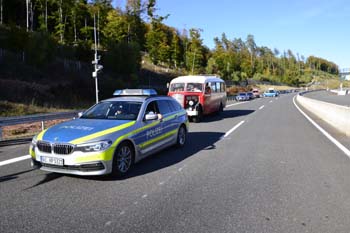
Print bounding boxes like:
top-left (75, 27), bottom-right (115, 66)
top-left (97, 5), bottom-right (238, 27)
top-left (145, 112), bottom-right (158, 121)
top-left (78, 112), bottom-right (83, 118)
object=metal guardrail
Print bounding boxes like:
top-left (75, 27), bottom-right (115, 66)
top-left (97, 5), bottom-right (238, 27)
top-left (0, 111), bottom-right (80, 143)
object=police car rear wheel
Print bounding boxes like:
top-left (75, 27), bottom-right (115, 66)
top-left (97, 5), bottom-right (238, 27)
top-left (113, 142), bottom-right (134, 176)
top-left (176, 126), bottom-right (186, 147)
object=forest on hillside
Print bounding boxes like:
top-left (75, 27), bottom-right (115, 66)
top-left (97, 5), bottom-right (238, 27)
top-left (0, 0), bottom-right (340, 107)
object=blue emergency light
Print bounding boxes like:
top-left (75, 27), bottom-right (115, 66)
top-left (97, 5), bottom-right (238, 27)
top-left (113, 89), bottom-right (157, 96)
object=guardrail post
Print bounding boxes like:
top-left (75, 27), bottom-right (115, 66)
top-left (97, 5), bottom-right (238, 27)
top-left (0, 126), bottom-right (2, 140)
top-left (41, 121), bottom-right (45, 130)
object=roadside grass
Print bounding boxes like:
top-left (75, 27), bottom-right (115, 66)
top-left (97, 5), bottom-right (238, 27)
top-left (256, 84), bottom-right (297, 91)
top-left (0, 101), bottom-right (71, 117)
top-left (3, 119), bottom-right (70, 140)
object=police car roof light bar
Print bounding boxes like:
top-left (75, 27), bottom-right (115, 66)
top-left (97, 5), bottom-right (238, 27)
top-left (113, 89), bottom-right (157, 96)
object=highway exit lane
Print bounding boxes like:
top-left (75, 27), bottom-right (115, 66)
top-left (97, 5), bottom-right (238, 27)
top-left (1, 94), bottom-right (350, 233)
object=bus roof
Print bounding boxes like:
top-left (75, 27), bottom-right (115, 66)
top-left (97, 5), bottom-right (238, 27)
top-left (170, 75), bottom-right (224, 84)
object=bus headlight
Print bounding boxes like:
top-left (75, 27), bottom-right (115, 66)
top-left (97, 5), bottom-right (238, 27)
top-left (189, 100), bottom-right (194, 106)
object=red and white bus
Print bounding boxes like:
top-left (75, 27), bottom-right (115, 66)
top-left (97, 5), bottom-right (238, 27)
top-left (168, 75), bottom-right (227, 122)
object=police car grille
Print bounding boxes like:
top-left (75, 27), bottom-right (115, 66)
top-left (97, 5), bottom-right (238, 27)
top-left (53, 143), bottom-right (74, 155)
top-left (37, 141), bottom-right (52, 153)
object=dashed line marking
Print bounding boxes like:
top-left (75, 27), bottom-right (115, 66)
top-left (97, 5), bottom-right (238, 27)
top-left (221, 120), bottom-right (245, 139)
top-left (159, 181), bottom-right (165, 185)
top-left (0, 155), bottom-right (31, 167)
top-left (269, 100), bottom-right (273, 103)
top-left (226, 102), bottom-right (246, 108)
top-left (142, 194), bottom-right (148, 199)
top-left (120, 211), bottom-right (125, 215)
top-left (259, 105), bottom-right (265, 110)
top-left (178, 167), bottom-right (183, 172)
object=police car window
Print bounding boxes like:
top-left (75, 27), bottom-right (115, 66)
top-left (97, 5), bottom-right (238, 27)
top-left (81, 101), bottom-right (142, 120)
top-left (169, 99), bottom-right (183, 111)
top-left (145, 101), bottom-right (159, 115)
top-left (157, 100), bottom-right (172, 115)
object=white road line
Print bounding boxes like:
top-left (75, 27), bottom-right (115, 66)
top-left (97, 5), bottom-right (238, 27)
top-left (0, 155), bottom-right (31, 167)
top-left (259, 105), bottom-right (265, 110)
top-left (293, 96), bottom-right (350, 157)
top-left (221, 120), bottom-right (245, 139)
top-left (269, 100), bottom-right (273, 103)
top-left (226, 102), bottom-right (246, 108)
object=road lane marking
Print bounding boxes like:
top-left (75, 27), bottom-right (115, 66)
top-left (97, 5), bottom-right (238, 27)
top-left (269, 100), bottom-right (273, 103)
top-left (221, 120), bottom-right (245, 139)
top-left (293, 96), bottom-right (350, 157)
top-left (0, 155), bottom-right (31, 167)
top-left (226, 102), bottom-right (246, 108)
top-left (259, 105), bottom-right (265, 110)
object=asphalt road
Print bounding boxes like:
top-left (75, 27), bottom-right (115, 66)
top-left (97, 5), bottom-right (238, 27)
top-left (304, 90), bottom-right (350, 106)
top-left (1, 94), bottom-right (350, 233)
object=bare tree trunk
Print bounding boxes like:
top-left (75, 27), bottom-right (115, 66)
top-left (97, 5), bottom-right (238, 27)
top-left (30, 1), bottom-right (34, 31)
top-left (26, 0), bottom-right (29, 31)
top-left (59, 0), bottom-right (63, 43)
top-left (73, 12), bottom-right (77, 43)
top-left (0, 0), bottom-right (3, 25)
top-left (45, 0), bottom-right (48, 31)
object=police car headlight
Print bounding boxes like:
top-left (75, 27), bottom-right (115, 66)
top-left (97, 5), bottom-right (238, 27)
top-left (77, 140), bottom-right (112, 152)
top-left (31, 135), bottom-right (38, 145)
top-left (30, 135), bottom-right (38, 150)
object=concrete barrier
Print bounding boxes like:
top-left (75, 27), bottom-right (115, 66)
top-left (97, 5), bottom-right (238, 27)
top-left (296, 94), bottom-right (350, 136)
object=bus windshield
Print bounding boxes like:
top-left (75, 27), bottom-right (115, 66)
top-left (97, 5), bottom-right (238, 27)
top-left (170, 83), bottom-right (185, 92)
top-left (186, 83), bottom-right (203, 92)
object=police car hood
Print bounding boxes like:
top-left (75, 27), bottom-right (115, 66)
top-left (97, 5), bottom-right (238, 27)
top-left (42, 119), bottom-right (134, 143)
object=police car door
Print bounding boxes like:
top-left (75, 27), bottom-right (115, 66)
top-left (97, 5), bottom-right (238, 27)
top-left (138, 100), bottom-right (166, 157)
top-left (156, 99), bottom-right (179, 144)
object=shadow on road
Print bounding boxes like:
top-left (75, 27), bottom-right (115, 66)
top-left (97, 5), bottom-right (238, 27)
top-left (201, 109), bottom-right (255, 123)
top-left (88, 131), bottom-right (225, 181)
top-left (24, 173), bottom-right (63, 190)
top-left (0, 168), bottom-right (36, 183)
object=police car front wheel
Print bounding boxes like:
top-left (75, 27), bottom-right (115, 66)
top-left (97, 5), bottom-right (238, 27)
top-left (112, 142), bottom-right (134, 177)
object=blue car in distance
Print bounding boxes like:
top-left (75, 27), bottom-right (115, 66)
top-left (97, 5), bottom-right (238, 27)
top-left (236, 92), bottom-right (249, 101)
top-left (263, 89), bottom-right (279, 97)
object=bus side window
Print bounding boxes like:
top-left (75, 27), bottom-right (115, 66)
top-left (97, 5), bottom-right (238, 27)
top-left (205, 83), bottom-right (211, 94)
top-left (216, 82), bottom-right (221, 93)
top-left (210, 82), bottom-right (217, 93)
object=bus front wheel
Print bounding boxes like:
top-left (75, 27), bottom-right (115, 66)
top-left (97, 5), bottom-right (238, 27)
top-left (192, 107), bottom-right (203, 123)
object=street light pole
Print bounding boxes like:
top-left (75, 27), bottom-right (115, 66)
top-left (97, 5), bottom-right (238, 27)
top-left (94, 13), bottom-right (99, 103)
top-left (92, 13), bottom-right (103, 104)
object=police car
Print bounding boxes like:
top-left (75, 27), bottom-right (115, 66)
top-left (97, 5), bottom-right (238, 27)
top-left (29, 89), bottom-right (189, 177)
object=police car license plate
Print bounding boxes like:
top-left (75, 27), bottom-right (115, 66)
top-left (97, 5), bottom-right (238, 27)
top-left (41, 156), bottom-right (64, 166)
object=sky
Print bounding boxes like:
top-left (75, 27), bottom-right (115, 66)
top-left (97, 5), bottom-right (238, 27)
top-left (114, 0), bottom-right (350, 69)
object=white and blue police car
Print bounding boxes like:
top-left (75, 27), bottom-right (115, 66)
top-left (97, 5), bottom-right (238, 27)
top-left (29, 89), bottom-right (189, 177)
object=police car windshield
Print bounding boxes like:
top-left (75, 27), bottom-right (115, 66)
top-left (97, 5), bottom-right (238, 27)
top-left (81, 101), bottom-right (142, 120)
